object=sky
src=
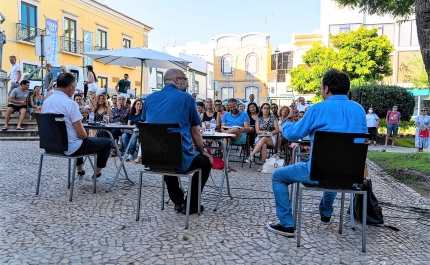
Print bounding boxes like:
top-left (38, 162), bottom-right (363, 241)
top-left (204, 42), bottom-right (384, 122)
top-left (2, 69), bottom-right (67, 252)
top-left (101, 0), bottom-right (321, 52)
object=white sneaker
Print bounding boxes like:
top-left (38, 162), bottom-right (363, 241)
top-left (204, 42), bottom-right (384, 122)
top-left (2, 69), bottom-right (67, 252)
top-left (245, 156), bottom-right (253, 163)
top-left (257, 166), bottom-right (263, 172)
top-left (125, 154), bottom-right (133, 161)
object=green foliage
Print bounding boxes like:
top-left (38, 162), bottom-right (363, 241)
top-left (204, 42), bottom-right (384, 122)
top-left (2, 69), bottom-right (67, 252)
top-left (367, 152), bottom-right (430, 176)
top-left (290, 27), bottom-right (394, 94)
top-left (394, 137), bottom-right (416, 148)
top-left (335, 0), bottom-right (415, 19)
top-left (350, 84), bottom-right (415, 121)
top-left (377, 118), bottom-right (416, 134)
top-left (311, 95), bottom-right (323, 104)
top-left (399, 53), bottom-right (429, 87)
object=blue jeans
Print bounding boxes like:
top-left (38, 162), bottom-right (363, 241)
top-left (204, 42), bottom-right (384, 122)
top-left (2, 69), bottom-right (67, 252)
top-left (121, 132), bottom-right (139, 155)
top-left (272, 162), bottom-right (337, 228)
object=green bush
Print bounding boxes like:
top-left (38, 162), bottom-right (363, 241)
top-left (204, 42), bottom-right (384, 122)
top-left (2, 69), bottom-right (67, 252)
top-left (350, 84), bottom-right (415, 121)
top-left (378, 118), bottom-right (416, 134)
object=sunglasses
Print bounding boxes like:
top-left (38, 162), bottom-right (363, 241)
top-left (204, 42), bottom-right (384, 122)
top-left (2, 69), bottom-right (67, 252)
top-left (421, 109), bottom-right (427, 111)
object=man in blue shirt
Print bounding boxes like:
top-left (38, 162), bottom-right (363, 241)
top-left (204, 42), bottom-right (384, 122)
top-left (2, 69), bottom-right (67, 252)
top-left (142, 69), bottom-right (213, 214)
top-left (221, 98), bottom-right (251, 145)
top-left (266, 70), bottom-right (367, 237)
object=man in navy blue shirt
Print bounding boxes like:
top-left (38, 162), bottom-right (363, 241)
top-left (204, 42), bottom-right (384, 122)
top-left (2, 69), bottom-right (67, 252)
top-left (266, 70), bottom-right (367, 237)
top-left (142, 69), bottom-right (213, 214)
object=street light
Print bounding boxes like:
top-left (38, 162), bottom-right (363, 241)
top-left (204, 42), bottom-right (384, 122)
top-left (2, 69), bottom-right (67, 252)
top-left (274, 48), bottom-right (280, 106)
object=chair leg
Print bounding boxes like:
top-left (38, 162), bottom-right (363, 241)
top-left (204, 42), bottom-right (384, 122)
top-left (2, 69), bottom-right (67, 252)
top-left (339, 192), bottom-right (345, 234)
top-left (92, 154), bottom-right (97, 194)
top-left (135, 172), bottom-right (144, 221)
top-left (161, 175), bottom-right (165, 210)
top-left (350, 193), bottom-right (355, 229)
top-left (197, 169), bottom-right (202, 215)
top-left (36, 154), bottom-right (44, 195)
top-left (297, 186), bottom-right (303, 247)
top-left (362, 192), bottom-right (367, 252)
top-left (185, 176), bottom-right (192, 229)
top-left (67, 159), bottom-right (71, 189)
top-left (69, 159), bottom-right (77, 201)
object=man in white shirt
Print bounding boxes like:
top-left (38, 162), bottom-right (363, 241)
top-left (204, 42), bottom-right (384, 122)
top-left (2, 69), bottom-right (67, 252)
top-left (295, 97), bottom-right (309, 112)
top-left (244, 94), bottom-right (259, 110)
top-left (7, 55), bottom-right (21, 95)
top-left (42, 73), bottom-right (111, 179)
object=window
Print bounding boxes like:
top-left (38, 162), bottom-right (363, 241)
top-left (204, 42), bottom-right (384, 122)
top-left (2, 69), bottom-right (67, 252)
top-left (20, 2), bottom-right (38, 42)
top-left (98, 76), bottom-right (108, 89)
top-left (193, 81), bottom-right (199, 94)
top-left (96, 29), bottom-right (107, 50)
top-left (399, 20), bottom-right (419, 47)
top-left (156, 71), bottom-right (163, 89)
top-left (329, 24), bottom-right (361, 35)
top-left (339, 24), bottom-right (350, 33)
top-left (245, 87), bottom-right (258, 102)
top-left (221, 87), bottom-right (234, 100)
top-left (122, 38), bottom-right (131, 49)
top-left (221, 55), bottom-right (233, 74)
top-left (63, 17), bottom-right (77, 53)
top-left (366, 23), bottom-right (395, 44)
top-left (245, 53), bottom-right (258, 74)
top-left (22, 63), bottom-right (37, 78)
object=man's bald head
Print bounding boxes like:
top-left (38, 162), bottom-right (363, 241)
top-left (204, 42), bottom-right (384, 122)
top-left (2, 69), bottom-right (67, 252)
top-left (164, 69), bottom-right (185, 82)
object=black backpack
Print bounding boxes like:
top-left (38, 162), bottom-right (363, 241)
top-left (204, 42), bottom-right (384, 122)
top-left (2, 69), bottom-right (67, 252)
top-left (353, 179), bottom-right (384, 225)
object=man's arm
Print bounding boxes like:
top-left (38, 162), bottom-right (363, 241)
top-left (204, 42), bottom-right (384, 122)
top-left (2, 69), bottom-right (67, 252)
top-left (17, 70), bottom-right (22, 82)
top-left (8, 93), bottom-right (25, 105)
top-left (191, 126), bottom-right (213, 164)
top-left (73, 120), bottom-right (88, 139)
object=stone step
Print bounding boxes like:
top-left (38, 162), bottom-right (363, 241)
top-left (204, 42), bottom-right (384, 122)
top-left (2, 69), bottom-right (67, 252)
top-left (0, 129), bottom-right (39, 138)
top-left (0, 136), bottom-right (39, 141)
top-left (0, 119), bottom-right (38, 130)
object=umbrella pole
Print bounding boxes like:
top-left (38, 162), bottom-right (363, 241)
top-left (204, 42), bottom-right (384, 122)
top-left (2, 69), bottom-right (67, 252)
top-left (140, 60), bottom-right (144, 96)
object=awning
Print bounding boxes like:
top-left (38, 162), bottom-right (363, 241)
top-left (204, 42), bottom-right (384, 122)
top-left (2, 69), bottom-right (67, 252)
top-left (407, 88), bottom-right (430, 96)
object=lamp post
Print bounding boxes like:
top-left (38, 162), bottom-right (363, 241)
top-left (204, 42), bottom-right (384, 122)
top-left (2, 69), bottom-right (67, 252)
top-left (274, 48), bottom-right (280, 106)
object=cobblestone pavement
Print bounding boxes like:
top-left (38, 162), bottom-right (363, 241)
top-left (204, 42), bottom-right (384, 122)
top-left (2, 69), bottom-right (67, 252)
top-left (0, 141), bottom-right (429, 264)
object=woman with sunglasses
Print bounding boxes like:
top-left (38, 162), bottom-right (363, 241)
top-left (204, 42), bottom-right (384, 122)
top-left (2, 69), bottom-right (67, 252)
top-left (415, 108), bottom-right (430, 152)
top-left (121, 99), bottom-right (144, 161)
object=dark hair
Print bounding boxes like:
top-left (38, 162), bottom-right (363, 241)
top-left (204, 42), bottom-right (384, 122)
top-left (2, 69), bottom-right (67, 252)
top-left (214, 99), bottom-right (222, 104)
top-left (124, 73), bottom-right (129, 77)
top-left (20, 80), bottom-right (30, 86)
top-left (246, 102), bottom-right (259, 116)
top-left (196, 101), bottom-right (204, 107)
top-left (258, 103), bottom-right (271, 117)
top-left (227, 98), bottom-right (237, 104)
top-left (299, 111), bottom-right (305, 114)
top-left (126, 98), bottom-right (131, 105)
top-left (73, 94), bottom-right (82, 100)
top-left (57, 73), bottom-right (76, 88)
top-left (86, 65), bottom-right (98, 82)
top-left (131, 99), bottom-right (143, 115)
top-left (322, 69), bottom-right (350, 95)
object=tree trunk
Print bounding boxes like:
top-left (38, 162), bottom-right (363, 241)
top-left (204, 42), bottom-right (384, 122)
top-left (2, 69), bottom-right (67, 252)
top-left (415, 0), bottom-right (430, 85)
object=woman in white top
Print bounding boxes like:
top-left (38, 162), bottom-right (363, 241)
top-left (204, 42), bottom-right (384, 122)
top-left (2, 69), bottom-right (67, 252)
top-left (84, 65), bottom-right (98, 98)
top-left (366, 107), bottom-right (379, 146)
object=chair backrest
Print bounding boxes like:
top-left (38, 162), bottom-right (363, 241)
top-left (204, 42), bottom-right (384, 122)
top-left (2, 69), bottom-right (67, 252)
top-left (138, 122), bottom-right (182, 171)
top-left (310, 131), bottom-right (369, 188)
top-left (35, 113), bottom-right (68, 153)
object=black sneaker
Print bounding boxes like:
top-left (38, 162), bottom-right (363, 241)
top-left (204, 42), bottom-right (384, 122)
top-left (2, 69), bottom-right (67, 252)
top-left (174, 204), bottom-right (183, 212)
top-left (182, 205), bottom-right (204, 215)
top-left (320, 215), bottom-right (331, 225)
top-left (266, 222), bottom-right (295, 237)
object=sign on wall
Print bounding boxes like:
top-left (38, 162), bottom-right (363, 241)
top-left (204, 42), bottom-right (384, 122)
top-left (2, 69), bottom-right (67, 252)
top-left (45, 18), bottom-right (58, 65)
top-left (83, 30), bottom-right (93, 80)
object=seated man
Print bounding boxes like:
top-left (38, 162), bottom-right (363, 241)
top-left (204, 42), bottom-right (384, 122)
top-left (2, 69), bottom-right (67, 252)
top-left (142, 68), bottom-right (213, 214)
top-left (42, 73), bottom-right (112, 179)
top-left (221, 98), bottom-right (251, 145)
top-left (266, 70), bottom-right (367, 237)
top-left (2, 80), bottom-right (30, 131)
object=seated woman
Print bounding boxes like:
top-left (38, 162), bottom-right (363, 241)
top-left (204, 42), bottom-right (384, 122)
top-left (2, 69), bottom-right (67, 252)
top-left (200, 98), bottom-right (219, 147)
top-left (121, 99), bottom-right (144, 161)
top-left (93, 94), bottom-right (111, 137)
top-left (247, 102), bottom-right (259, 145)
top-left (109, 93), bottom-right (130, 156)
top-left (30, 86), bottom-right (44, 118)
top-left (276, 106), bottom-right (290, 154)
top-left (246, 103), bottom-right (279, 171)
top-left (74, 93), bottom-right (88, 123)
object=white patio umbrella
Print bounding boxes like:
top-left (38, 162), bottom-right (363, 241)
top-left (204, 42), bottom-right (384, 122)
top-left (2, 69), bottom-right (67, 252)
top-left (84, 47), bottom-right (191, 95)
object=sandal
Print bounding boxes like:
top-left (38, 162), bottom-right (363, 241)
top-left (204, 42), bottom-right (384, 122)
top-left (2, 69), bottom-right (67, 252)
top-left (134, 157), bottom-right (141, 164)
top-left (77, 170), bottom-right (85, 180)
top-left (92, 173), bottom-right (102, 179)
top-left (110, 150), bottom-right (117, 157)
top-left (1, 127), bottom-right (8, 131)
top-left (16, 127), bottom-right (26, 130)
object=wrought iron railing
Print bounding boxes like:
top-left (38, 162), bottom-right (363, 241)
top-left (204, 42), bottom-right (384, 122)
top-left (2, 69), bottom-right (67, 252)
top-left (94, 45), bottom-right (108, 51)
top-left (16, 23), bottom-right (45, 43)
top-left (60, 36), bottom-right (83, 54)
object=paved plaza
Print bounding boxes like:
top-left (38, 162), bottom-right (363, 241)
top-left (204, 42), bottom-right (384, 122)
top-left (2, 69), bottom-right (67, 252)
top-left (0, 141), bottom-right (429, 264)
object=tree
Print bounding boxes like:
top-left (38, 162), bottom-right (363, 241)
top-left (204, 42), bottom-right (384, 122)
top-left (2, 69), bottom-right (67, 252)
top-left (290, 27), bottom-right (394, 94)
top-left (335, 0), bottom-right (430, 85)
top-left (399, 52), bottom-right (429, 87)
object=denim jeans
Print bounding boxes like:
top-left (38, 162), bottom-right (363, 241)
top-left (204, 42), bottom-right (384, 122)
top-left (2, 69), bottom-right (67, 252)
top-left (72, 137), bottom-right (112, 168)
top-left (121, 132), bottom-right (139, 155)
top-left (272, 162), bottom-right (337, 228)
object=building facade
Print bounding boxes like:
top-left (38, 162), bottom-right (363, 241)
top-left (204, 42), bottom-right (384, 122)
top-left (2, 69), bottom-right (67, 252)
top-left (212, 33), bottom-right (272, 104)
top-left (320, 0), bottom-right (420, 87)
top-left (0, 0), bottom-right (152, 94)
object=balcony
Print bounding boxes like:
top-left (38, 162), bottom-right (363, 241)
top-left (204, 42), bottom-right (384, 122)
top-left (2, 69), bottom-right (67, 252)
top-left (16, 23), bottom-right (45, 43)
top-left (94, 45), bottom-right (108, 51)
top-left (60, 36), bottom-right (83, 54)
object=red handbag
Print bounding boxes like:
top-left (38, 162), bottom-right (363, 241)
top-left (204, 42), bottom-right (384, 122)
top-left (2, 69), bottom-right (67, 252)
top-left (212, 157), bottom-right (225, 170)
top-left (419, 129), bottom-right (429, 137)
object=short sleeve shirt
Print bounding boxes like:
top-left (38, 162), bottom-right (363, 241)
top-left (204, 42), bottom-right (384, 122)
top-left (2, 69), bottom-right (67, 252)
top-left (9, 88), bottom-right (29, 106)
top-left (117, 79), bottom-right (131, 94)
top-left (43, 71), bottom-right (54, 91)
top-left (141, 84), bottom-right (201, 173)
top-left (42, 91), bottom-right (83, 155)
top-left (366, 113), bottom-right (379, 127)
top-left (222, 111), bottom-right (250, 127)
top-left (10, 63), bottom-right (21, 83)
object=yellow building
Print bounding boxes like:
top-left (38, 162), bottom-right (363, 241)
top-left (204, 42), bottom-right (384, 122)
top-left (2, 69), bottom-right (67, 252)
top-left (212, 33), bottom-right (272, 104)
top-left (0, 0), bottom-right (152, 95)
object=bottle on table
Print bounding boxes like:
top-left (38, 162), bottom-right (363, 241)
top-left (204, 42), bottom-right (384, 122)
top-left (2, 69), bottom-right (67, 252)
top-left (210, 117), bottom-right (216, 134)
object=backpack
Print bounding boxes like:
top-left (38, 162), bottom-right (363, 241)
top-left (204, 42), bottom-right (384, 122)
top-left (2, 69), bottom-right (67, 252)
top-left (353, 179), bottom-right (384, 225)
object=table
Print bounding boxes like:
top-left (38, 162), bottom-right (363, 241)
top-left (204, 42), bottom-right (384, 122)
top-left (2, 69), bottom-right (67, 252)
top-left (84, 123), bottom-right (135, 191)
top-left (202, 132), bottom-right (236, 211)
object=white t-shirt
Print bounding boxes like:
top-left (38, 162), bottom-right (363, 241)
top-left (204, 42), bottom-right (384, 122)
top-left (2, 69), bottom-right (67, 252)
top-left (10, 63), bottom-right (21, 83)
top-left (42, 91), bottom-right (83, 155)
top-left (366, 113), bottom-right (379, 127)
top-left (296, 102), bottom-right (309, 112)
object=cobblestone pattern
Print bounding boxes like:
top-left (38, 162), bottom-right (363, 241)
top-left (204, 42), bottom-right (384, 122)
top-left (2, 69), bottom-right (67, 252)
top-left (0, 141), bottom-right (429, 264)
